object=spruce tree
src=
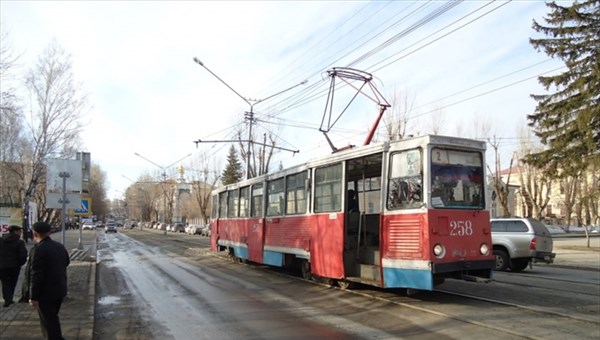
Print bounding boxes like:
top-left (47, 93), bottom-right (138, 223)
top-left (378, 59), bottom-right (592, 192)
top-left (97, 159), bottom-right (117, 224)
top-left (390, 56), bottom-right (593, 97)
top-left (221, 145), bottom-right (243, 185)
top-left (526, 0), bottom-right (599, 177)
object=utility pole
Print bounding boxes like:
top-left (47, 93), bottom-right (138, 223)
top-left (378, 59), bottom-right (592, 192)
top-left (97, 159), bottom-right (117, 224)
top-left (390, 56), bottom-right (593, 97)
top-left (193, 57), bottom-right (306, 179)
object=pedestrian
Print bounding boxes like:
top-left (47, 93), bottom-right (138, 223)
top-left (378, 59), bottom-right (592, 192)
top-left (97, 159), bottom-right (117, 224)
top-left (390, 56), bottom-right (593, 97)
top-left (0, 225), bottom-right (28, 307)
top-left (25, 221), bottom-right (70, 340)
top-left (23, 225), bottom-right (30, 243)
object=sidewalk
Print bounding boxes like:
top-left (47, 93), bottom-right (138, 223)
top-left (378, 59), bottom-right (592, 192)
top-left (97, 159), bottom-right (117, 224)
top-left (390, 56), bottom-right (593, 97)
top-left (0, 229), bottom-right (96, 340)
top-left (1, 230), bottom-right (598, 340)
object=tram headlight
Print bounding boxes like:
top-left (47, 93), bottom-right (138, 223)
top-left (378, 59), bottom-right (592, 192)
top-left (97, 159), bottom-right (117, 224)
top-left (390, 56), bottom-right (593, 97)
top-left (480, 243), bottom-right (490, 256)
top-left (433, 243), bottom-right (445, 258)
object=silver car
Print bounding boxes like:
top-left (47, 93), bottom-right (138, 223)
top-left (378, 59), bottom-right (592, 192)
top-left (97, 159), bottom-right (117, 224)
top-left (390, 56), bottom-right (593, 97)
top-left (491, 217), bottom-right (555, 272)
top-left (105, 222), bottom-right (117, 233)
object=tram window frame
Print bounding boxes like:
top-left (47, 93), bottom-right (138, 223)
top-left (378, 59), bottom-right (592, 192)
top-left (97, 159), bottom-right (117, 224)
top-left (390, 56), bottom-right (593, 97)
top-left (219, 191), bottom-right (227, 218)
top-left (286, 171), bottom-right (307, 215)
top-left (387, 149), bottom-right (423, 210)
top-left (227, 189), bottom-right (239, 218)
top-left (314, 163), bottom-right (342, 213)
top-left (251, 183), bottom-right (263, 218)
top-left (430, 148), bottom-right (484, 209)
top-left (267, 178), bottom-right (285, 216)
top-left (239, 186), bottom-right (250, 218)
top-left (355, 177), bottom-right (381, 214)
top-left (212, 195), bottom-right (218, 218)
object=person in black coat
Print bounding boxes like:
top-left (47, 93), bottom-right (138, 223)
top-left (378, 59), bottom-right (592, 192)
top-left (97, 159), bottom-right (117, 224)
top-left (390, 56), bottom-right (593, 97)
top-left (25, 221), bottom-right (70, 340)
top-left (0, 225), bottom-right (28, 307)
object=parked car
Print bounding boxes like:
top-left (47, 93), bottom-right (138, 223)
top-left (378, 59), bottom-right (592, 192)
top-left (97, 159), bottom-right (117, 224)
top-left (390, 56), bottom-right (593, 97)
top-left (82, 223), bottom-right (95, 231)
top-left (105, 222), bottom-right (118, 233)
top-left (186, 224), bottom-right (201, 235)
top-left (491, 217), bottom-right (555, 272)
top-left (171, 223), bottom-right (185, 233)
top-left (200, 224), bottom-right (211, 237)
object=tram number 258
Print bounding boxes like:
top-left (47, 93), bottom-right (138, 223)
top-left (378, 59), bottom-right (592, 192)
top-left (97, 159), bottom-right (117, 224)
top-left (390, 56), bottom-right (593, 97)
top-left (449, 220), bottom-right (473, 236)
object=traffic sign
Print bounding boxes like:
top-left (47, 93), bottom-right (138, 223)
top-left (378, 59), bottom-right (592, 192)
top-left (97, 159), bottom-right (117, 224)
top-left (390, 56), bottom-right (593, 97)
top-left (73, 197), bottom-right (92, 216)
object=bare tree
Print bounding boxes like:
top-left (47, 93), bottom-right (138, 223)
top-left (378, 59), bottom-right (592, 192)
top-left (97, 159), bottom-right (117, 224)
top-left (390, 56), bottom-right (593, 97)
top-left (128, 174), bottom-right (161, 222)
top-left (516, 160), bottom-right (552, 219)
top-left (0, 29), bottom-right (24, 163)
top-left (237, 114), bottom-right (284, 178)
top-left (189, 156), bottom-right (220, 224)
top-left (0, 29), bottom-right (27, 207)
top-left (486, 136), bottom-right (513, 217)
top-left (382, 90), bottom-right (414, 140)
top-left (585, 164), bottom-right (600, 226)
top-left (560, 175), bottom-right (579, 228)
top-left (429, 106), bottom-right (445, 135)
top-left (19, 40), bottom-right (89, 224)
top-left (576, 164), bottom-right (599, 247)
top-left (87, 164), bottom-right (109, 219)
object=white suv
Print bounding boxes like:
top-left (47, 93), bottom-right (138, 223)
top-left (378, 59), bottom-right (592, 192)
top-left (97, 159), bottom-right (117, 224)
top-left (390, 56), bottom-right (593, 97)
top-left (491, 217), bottom-right (555, 272)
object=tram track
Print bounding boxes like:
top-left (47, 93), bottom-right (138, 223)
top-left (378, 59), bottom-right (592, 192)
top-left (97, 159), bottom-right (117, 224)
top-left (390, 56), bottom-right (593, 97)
top-left (123, 229), bottom-right (600, 339)
top-left (490, 275), bottom-right (599, 297)
top-left (495, 269), bottom-right (599, 287)
top-left (434, 288), bottom-right (599, 324)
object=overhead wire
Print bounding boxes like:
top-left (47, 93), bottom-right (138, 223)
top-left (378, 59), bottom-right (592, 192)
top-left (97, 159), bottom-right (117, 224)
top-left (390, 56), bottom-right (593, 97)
top-left (368, 0), bottom-right (512, 73)
top-left (262, 1), bottom-right (484, 118)
top-left (266, 1), bottom-right (382, 90)
top-left (408, 65), bottom-right (566, 120)
top-left (259, 1), bottom-right (434, 115)
top-left (346, 0), bottom-right (463, 68)
top-left (203, 0), bottom-right (548, 169)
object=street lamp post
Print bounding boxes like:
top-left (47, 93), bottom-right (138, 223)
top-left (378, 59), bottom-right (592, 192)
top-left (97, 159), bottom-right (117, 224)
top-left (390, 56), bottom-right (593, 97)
top-left (134, 152), bottom-right (192, 224)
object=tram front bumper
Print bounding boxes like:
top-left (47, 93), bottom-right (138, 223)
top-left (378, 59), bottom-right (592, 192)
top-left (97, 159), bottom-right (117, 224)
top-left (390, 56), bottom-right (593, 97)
top-left (432, 259), bottom-right (496, 275)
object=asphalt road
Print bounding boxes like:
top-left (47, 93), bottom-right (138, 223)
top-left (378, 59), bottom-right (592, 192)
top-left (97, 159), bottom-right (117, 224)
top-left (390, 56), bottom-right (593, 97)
top-left (93, 229), bottom-right (599, 339)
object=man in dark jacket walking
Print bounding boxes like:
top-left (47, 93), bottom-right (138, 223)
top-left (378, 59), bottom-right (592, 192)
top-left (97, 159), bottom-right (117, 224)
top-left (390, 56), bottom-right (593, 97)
top-left (25, 221), bottom-right (70, 340)
top-left (0, 225), bottom-right (28, 307)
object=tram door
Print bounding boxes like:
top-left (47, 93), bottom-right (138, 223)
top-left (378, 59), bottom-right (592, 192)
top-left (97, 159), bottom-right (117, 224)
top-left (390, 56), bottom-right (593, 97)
top-left (246, 184), bottom-right (265, 263)
top-left (343, 154), bottom-right (383, 282)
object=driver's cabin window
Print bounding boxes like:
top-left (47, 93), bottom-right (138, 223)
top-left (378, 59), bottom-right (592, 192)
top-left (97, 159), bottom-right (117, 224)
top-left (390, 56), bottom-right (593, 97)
top-left (387, 149), bottom-right (422, 210)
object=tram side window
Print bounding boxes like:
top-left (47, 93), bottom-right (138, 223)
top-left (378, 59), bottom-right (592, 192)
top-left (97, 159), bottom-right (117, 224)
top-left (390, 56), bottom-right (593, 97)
top-left (227, 189), bottom-right (239, 218)
top-left (387, 149), bottom-right (422, 210)
top-left (315, 164), bottom-right (342, 213)
top-left (239, 186), bottom-right (250, 218)
top-left (212, 195), bottom-right (218, 219)
top-left (267, 178), bottom-right (284, 216)
top-left (219, 192), bottom-right (227, 218)
top-left (286, 171), bottom-right (307, 215)
top-left (251, 184), bottom-right (263, 217)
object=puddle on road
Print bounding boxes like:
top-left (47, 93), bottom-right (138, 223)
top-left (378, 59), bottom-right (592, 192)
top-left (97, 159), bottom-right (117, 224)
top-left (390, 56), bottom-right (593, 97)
top-left (98, 295), bottom-right (121, 305)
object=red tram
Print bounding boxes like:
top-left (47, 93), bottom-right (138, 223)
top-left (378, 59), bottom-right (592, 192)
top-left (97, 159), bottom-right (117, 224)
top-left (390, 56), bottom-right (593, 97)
top-left (210, 134), bottom-right (495, 290)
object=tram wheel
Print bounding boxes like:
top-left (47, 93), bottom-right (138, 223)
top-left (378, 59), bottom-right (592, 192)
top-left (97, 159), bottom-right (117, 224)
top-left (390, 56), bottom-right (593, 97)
top-left (336, 279), bottom-right (352, 290)
top-left (227, 248), bottom-right (235, 262)
top-left (300, 260), bottom-right (312, 280)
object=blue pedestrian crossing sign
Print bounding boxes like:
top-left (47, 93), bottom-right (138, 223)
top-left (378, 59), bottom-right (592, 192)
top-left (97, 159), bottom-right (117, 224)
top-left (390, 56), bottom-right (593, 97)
top-left (73, 198), bottom-right (92, 216)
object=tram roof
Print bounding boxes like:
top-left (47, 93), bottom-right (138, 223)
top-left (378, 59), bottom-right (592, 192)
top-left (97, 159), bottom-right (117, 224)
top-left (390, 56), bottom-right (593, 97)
top-left (215, 134), bottom-right (486, 191)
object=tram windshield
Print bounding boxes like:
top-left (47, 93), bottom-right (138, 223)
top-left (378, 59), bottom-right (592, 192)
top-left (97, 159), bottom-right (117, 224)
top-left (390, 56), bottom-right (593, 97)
top-left (430, 148), bottom-right (484, 209)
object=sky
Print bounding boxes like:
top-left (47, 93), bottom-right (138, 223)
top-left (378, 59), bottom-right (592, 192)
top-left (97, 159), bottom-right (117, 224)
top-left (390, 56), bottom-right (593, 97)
top-left (1, 1), bottom-right (566, 200)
